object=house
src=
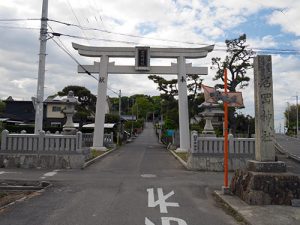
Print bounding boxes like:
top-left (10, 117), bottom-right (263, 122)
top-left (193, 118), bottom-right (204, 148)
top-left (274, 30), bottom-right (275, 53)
top-left (44, 95), bottom-right (111, 128)
top-left (43, 95), bottom-right (68, 128)
top-left (0, 97), bottom-right (35, 125)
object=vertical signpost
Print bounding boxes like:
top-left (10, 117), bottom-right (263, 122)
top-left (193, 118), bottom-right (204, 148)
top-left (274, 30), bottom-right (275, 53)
top-left (223, 68), bottom-right (229, 190)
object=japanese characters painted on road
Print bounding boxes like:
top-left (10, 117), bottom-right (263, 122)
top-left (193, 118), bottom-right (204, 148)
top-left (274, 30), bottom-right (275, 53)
top-left (146, 188), bottom-right (188, 225)
top-left (147, 188), bottom-right (179, 213)
top-left (72, 43), bottom-right (214, 152)
top-left (201, 84), bottom-right (244, 108)
top-left (145, 217), bottom-right (187, 225)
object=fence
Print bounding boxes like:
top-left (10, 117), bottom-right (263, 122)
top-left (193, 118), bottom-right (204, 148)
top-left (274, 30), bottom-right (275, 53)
top-left (188, 130), bottom-right (255, 171)
top-left (1, 130), bottom-right (82, 153)
top-left (82, 132), bottom-right (114, 148)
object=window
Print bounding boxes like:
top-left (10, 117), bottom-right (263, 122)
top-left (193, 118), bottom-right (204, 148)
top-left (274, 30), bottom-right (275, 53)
top-left (50, 122), bottom-right (61, 127)
top-left (52, 106), bottom-right (61, 112)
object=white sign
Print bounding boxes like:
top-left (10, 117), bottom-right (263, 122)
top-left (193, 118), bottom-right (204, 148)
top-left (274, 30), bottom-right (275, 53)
top-left (147, 188), bottom-right (179, 213)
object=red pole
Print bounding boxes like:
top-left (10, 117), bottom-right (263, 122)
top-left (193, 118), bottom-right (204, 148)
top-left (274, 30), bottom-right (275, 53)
top-left (224, 68), bottom-right (229, 188)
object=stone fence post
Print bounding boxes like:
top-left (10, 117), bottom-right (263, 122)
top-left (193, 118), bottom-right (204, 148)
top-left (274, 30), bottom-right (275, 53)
top-left (76, 131), bottom-right (82, 152)
top-left (190, 130), bottom-right (198, 153)
top-left (110, 132), bottom-right (114, 144)
top-left (38, 131), bottom-right (45, 151)
top-left (1, 130), bottom-right (9, 150)
top-left (228, 134), bottom-right (234, 155)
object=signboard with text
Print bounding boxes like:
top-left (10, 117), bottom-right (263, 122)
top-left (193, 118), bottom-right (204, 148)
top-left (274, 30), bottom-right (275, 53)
top-left (135, 46), bottom-right (150, 71)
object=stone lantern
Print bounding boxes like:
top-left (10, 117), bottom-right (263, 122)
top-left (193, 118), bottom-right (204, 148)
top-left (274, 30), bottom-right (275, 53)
top-left (199, 102), bottom-right (224, 136)
top-left (62, 91), bottom-right (79, 135)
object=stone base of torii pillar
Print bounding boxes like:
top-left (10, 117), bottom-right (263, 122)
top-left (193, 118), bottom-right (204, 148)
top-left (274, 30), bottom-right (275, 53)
top-left (230, 55), bottom-right (300, 206)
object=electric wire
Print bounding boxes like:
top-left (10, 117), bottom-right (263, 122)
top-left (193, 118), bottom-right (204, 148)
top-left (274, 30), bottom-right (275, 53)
top-left (1, 18), bottom-right (300, 55)
top-left (0, 25), bottom-right (40, 30)
top-left (48, 26), bottom-right (98, 81)
top-left (64, 0), bottom-right (91, 45)
top-left (0, 18), bottom-right (40, 22)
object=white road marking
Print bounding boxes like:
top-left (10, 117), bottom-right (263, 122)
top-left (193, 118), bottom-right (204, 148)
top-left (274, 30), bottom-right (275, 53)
top-left (40, 170), bottom-right (59, 179)
top-left (145, 217), bottom-right (187, 225)
top-left (0, 171), bottom-right (20, 175)
top-left (147, 188), bottom-right (179, 213)
top-left (141, 174), bottom-right (157, 178)
top-left (43, 171), bottom-right (57, 177)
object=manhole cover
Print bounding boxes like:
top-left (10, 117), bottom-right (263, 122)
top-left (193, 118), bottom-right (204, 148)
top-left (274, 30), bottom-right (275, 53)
top-left (141, 174), bottom-right (157, 178)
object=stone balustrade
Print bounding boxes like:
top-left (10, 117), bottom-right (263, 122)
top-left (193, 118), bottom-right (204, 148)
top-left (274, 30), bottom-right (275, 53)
top-left (0, 130), bottom-right (115, 169)
top-left (188, 131), bottom-right (255, 171)
top-left (1, 130), bottom-right (82, 153)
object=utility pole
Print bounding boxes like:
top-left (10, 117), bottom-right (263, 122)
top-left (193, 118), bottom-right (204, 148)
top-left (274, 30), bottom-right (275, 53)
top-left (118, 90), bottom-right (121, 145)
top-left (296, 94), bottom-right (299, 137)
top-left (286, 102), bottom-right (290, 133)
top-left (34, 0), bottom-right (48, 134)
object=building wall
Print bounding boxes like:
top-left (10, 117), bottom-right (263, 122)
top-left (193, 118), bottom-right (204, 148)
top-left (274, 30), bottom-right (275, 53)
top-left (46, 103), bottom-right (65, 119)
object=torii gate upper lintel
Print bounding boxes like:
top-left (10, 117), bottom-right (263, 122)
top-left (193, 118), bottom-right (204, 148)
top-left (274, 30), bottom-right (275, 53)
top-left (72, 43), bottom-right (214, 152)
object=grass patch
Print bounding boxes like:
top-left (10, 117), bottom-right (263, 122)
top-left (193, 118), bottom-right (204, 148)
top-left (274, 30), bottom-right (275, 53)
top-left (0, 191), bottom-right (33, 208)
top-left (91, 149), bottom-right (106, 158)
top-left (212, 192), bottom-right (250, 225)
top-left (173, 151), bottom-right (188, 162)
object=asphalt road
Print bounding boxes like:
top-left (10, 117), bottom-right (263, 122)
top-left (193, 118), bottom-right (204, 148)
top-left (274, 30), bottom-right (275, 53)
top-left (0, 123), bottom-right (238, 225)
top-left (275, 134), bottom-right (300, 158)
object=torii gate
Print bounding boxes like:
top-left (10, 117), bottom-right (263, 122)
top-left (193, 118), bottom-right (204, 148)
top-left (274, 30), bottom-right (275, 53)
top-left (72, 43), bottom-right (214, 152)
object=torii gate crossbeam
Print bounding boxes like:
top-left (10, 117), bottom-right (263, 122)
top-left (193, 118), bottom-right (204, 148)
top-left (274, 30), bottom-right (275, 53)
top-left (73, 43), bottom-right (214, 152)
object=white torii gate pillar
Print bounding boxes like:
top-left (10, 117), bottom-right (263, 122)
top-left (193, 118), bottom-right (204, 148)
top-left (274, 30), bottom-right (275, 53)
top-left (176, 56), bottom-right (189, 152)
top-left (93, 56), bottom-right (109, 150)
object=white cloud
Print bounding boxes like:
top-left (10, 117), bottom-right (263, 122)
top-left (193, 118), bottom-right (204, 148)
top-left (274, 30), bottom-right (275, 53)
top-left (248, 35), bottom-right (278, 49)
top-left (267, 2), bottom-right (300, 36)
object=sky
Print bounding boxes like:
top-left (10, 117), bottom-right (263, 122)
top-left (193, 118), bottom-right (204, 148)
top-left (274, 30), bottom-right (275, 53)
top-left (0, 0), bottom-right (299, 132)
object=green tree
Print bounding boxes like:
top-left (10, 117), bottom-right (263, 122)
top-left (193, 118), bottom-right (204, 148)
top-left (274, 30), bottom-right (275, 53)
top-left (148, 74), bottom-right (204, 128)
top-left (0, 100), bottom-right (5, 113)
top-left (211, 34), bottom-right (255, 134)
top-left (0, 100), bottom-right (5, 133)
top-left (284, 104), bottom-right (299, 135)
top-left (55, 85), bottom-right (97, 125)
top-left (211, 34), bottom-right (255, 91)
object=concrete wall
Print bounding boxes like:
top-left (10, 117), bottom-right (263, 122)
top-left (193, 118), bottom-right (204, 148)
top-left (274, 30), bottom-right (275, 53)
top-left (0, 130), bottom-right (86, 169)
top-left (0, 153), bottom-right (85, 169)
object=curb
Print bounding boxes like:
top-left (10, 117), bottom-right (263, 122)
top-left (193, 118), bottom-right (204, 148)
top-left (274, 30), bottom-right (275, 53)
top-left (168, 150), bottom-right (188, 169)
top-left (213, 191), bottom-right (251, 225)
top-left (81, 146), bottom-right (118, 169)
top-left (0, 181), bottom-right (52, 212)
top-left (274, 140), bottom-right (300, 163)
top-left (287, 153), bottom-right (300, 163)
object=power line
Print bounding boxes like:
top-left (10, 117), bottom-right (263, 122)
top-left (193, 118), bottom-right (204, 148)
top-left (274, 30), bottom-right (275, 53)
top-left (47, 18), bottom-right (216, 47)
top-left (48, 31), bottom-right (300, 55)
top-left (64, 0), bottom-right (90, 45)
top-left (46, 18), bottom-right (300, 54)
top-left (49, 30), bottom-right (98, 81)
top-left (1, 17), bottom-right (299, 55)
top-left (0, 18), bottom-right (40, 22)
top-left (0, 25), bottom-right (40, 30)
top-left (49, 31), bottom-right (142, 45)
